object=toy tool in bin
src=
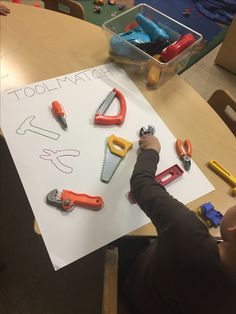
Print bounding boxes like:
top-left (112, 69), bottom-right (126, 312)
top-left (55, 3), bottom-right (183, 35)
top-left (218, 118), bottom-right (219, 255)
top-left (102, 3), bottom-right (203, 89)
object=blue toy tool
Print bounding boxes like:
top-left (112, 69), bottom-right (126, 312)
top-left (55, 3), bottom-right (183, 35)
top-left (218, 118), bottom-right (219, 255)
top-left (198, 202), bottom-right (223, 228)
top-left (135, 13), bottom-right (170, 41)
top-left (111, 29), bottom-right (151, 46)
top-left (110, 29), bottom-right (151, 58)
top-left (109, 13), bottom-right (170, 58)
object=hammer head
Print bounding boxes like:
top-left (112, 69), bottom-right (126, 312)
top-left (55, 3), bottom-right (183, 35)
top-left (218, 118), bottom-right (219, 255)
top-left (16, 116), bottom-right (35, 135)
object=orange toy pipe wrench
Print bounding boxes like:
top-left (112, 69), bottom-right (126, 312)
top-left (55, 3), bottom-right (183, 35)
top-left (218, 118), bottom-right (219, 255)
top-left (46, 189), bottom-right (104, 212)
top-left (94, 88), bottom-right (126, 125)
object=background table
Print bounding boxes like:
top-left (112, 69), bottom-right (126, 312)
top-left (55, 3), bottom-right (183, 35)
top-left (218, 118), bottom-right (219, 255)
top-left (1, 4), bottom-right (235, 312)
top-left (1, 3), bottom-right (236, 238)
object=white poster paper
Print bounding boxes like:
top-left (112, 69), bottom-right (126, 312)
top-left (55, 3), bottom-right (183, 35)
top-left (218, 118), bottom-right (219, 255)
top-left (1, 63), bottom-right (214, 270)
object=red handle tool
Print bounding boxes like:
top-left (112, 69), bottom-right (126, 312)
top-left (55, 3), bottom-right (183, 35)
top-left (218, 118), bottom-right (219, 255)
top-left (61, 190), bottom-right (103, 211)
top-left (46, 189), bottom-right (104, 212)
top-left (52, 100), bottom-right (67, 129)
top-left (95, 88), bottom-right (126, 125)
top-left (161, 33), bottom-right (196, 62)
top-left (128, 164), bottom-right (184, 204)
top-left (176, 139), bottom-right (192, 171)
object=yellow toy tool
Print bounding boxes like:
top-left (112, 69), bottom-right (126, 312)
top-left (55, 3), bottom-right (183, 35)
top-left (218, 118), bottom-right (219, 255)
top-left (101, 134), bottom-right (133, 183)
top-left (208, 160), bottom-right (236, 196)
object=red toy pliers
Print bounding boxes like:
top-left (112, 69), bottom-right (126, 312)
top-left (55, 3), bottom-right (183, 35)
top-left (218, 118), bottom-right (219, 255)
top-left (94, 88), bottom-right (126, 125)
top-left (175, 139), bottom-right (192, 171)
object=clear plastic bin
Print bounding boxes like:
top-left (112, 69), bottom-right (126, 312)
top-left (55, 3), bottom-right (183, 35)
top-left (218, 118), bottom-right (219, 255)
top-left (102, 3), bottom-right (203, 89)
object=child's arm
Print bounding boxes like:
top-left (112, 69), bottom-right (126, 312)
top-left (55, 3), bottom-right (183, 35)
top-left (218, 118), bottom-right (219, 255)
top-left (0, 4), bottom-right (10, 16)
top-left (130, 136), bottom-right (202, 234)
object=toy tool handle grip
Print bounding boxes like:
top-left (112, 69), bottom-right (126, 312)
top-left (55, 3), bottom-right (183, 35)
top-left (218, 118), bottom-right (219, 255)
top-left (175, 139), bottom-right (192, 157)
top-left (176, 139), bottom-right (184, 157)
top-left (74, 194), bottom-right (104, 210)
top-left (184, 139), bottom-right (192, 157)
top-left (114, 88), bottom-right (126, 124)
top-left (61, 190), bottom-right (104, 211)
top-left (135, 13), bottom-right (169, 41)
top-left (161, 33), bottom-right (195, 62)
top-left (52, 101), bottom-right (64, 117)
top-left (108, 134), bottom-right (133, 158)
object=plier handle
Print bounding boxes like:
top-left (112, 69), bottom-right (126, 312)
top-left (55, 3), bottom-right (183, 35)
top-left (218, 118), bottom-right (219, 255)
top-left (176, 139), bottom-right (192, 171)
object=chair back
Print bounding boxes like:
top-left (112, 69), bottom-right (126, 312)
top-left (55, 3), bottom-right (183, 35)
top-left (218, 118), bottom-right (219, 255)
top-left (208, 89), bottom-right (236, 137)
top-left (42, 0), bottom-right (85, 20)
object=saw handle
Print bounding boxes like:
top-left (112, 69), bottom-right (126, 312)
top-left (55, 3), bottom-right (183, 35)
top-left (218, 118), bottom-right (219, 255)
top-left (108, 134), bottom-right (133, 158)
top-left (95, 88), bottom-right (126, 125)
top-left (61, 190), bottom-right (104, 211)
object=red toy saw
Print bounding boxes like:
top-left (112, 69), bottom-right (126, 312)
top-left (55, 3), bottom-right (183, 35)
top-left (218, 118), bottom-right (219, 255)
top-left (94, 88), bottom-right (126, 125)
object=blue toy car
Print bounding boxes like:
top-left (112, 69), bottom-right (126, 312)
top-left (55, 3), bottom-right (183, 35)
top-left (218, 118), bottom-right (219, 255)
top-left (198, 202), bottom-right (223, 228)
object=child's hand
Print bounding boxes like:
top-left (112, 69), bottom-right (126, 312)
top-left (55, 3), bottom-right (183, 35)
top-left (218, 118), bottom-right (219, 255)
top-left (0, 4), bottom-right (10, 16)
top-left (139, 134), bottom-right (161, 153)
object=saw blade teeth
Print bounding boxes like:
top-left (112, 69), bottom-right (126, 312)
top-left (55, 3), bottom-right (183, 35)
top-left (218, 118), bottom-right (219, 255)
top-left (101, 147), bottom-right (121, 183)
top-left (96, 90), bottom-right (116, 114)
top-left (101, 148), bottom-right (112, 183)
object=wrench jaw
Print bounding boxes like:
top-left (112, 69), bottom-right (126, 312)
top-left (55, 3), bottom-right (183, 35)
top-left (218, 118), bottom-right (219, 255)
top-left (182, 155), bottom-right (191, 171)
top-left (46, 189), bottom-right (63, 208)
top-left (139, 125), bottom-right (156, 137)
top-left (46, 189), bottom-right (75, 212)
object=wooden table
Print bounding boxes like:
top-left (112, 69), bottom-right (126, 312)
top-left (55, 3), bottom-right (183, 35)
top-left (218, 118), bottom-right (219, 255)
top-left (1, 2), bottom-right (236, 242)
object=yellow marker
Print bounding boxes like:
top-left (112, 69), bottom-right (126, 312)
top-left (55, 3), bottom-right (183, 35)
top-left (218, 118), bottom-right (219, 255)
top-left (208, 160), bottom-right (236, 195)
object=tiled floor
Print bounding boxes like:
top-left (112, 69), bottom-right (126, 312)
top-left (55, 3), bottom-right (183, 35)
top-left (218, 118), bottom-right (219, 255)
top-left (181, 44), bottom-right (236, 102)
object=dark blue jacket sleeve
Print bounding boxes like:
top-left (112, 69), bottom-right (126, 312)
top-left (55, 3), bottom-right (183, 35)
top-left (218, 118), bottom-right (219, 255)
top-left (130, 149), bottom-right (204, 234)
